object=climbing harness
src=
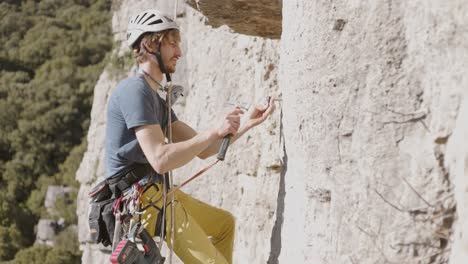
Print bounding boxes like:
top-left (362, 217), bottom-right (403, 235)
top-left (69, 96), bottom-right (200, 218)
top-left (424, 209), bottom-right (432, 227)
top-left (112, 175), bottom-right (167, 264)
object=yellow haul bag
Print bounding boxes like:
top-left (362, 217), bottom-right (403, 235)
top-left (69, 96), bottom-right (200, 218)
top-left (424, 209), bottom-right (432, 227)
top-left (140, 183), bottom-right (165, 237)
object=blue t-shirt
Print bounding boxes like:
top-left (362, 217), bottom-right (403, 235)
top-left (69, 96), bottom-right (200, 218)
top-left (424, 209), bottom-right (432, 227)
top-left (105, 74), bottom-right (177, 178)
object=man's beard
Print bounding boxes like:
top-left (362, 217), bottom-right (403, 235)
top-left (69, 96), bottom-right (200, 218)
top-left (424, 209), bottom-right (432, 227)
top-left (163, 57), bottom-right (177, 73)
top-left (149, 55), bottom-right (176, 73)
top-left (166, 64), bottom-right (176, 73)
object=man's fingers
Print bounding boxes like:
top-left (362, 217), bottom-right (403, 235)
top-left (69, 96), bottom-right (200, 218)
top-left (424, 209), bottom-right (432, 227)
top-left (226, 115), bottom-right (241, 122)
top-left (263, 99), bottom-right (275, 117)
top-left (229, 121), bottom-right (240, 128)
top-left (228, 107), bottom-right (244, 115)
top-left (228, 125), bottom-right (238, 134)
top-left (226, 114), bottom-right (241, 119)
top-left (228, 120), bottom-right (240, 129)
top-left (226, 116), bottom-right (241, 129)
top-left (254, 103), bottom-right (268, 112)
top-left (264, 96), bottom-right (275, 111)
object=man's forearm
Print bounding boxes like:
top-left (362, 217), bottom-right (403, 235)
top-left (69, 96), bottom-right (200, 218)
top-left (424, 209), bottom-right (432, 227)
top-left (154, 129), bottom-right (217, 173)
top-left (198, 125), bottom-right (250, 159)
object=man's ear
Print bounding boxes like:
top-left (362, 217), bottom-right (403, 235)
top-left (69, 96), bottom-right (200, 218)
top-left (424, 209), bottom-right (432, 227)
top-left (142, 42), bottom-right (152, 53)
top-left (143, 40), bottom-right (159, 53)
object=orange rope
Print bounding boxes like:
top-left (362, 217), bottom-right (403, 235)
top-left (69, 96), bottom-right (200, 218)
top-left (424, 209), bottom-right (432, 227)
top-left (149, 159), bottom-right (220, 205)
top-left (166, 159), bottom-right (220, 198)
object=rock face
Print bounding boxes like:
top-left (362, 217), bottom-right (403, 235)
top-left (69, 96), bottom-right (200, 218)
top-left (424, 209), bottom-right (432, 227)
top-left (279, 0), bottom-right (467, 263)
top-left (44, 186), bottom-right (73, 215)
top-left (173, 8), bottom-right (281, 264)
top-left (35, 185), bottom-right (72, 246)
top-left (77, 0), bottom-right (468, 263)
top-left (36, 219), bottom-right (59, 246)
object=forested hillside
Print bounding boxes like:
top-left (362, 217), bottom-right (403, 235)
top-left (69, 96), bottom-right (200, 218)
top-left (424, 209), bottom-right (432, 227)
top-left (0, 0), bottom-right (112, 262)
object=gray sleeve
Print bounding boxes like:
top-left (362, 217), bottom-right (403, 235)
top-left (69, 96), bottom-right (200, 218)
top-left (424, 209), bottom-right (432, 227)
top-left (118, 84), bottom-right (160, 129)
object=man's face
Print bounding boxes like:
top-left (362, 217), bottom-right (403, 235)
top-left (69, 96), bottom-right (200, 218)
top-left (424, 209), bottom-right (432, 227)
top-left (160, 30), bottom-right (182, 73)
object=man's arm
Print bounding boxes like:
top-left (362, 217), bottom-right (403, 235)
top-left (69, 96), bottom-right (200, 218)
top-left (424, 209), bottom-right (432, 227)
top-left (135, 107), bottom-right (245, 174)
top-left (171, 121), bottom-right (249, 159)
top-left (203, 96), bottom-right (276, 157)
top-left (172, 97), bottom-right (276, 159)
top-left (135, 123), bottom-right (217, 174)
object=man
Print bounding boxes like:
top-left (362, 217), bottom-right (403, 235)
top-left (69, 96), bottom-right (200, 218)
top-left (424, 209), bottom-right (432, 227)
top-left (105, 9), bottom-right (275, 264)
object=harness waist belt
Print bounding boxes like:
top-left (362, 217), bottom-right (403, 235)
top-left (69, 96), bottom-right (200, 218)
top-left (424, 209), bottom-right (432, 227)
top-left (107, 164), bottom-right (160, 197)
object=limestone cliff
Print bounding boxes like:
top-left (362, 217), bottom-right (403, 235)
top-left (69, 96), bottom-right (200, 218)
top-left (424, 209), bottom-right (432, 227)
top-left (77, 0), bottom-right (468, 263)
top-left (280, 1), bottom-right (467, 263)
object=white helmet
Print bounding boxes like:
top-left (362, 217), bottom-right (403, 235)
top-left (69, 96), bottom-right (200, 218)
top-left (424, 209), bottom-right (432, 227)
top-left (127, 9), bottom-right (179, 48)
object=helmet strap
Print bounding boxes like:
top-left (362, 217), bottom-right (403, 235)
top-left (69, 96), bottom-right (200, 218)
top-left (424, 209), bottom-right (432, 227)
top-left (152, 50), bottom-right (172, 83)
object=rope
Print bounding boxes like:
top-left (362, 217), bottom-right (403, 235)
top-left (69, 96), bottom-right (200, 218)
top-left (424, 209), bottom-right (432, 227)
top-left (159, 167), bottom-right (167, 250)
top-left (167, 2), bottom-right (179, 263)
top-left (165, 160), bottom-right (219, 198)
top-left (174, 0), bottom-right (179, 21)
top-left (141, 159), bottom-right (220, 209)
top-left (167, 83), bottom-right (175, 264)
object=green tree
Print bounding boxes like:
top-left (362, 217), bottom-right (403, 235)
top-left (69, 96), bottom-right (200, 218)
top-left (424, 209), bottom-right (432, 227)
top-left (9, 245), bottom-right (51, 264)
top-left (9, 244), bottom-right (80, 264)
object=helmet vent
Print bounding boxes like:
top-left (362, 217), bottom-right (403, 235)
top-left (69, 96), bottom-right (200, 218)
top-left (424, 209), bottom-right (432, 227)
top-left (142, 14), bottom-right (155, 25)
top-left (137, 13), bottom-right (147, 24)
top-left (127, 10), bottom-right (179, 48)
top-left (148, 19), bottom-right (163, 26)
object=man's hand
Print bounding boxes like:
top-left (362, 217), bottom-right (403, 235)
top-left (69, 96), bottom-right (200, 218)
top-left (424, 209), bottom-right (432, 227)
top-left (244, 96), bottom-right (276, 129)
top-left (193, 98), bottom-right (275, 159)
top-left (214, 107), bottom-right (244, 138)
